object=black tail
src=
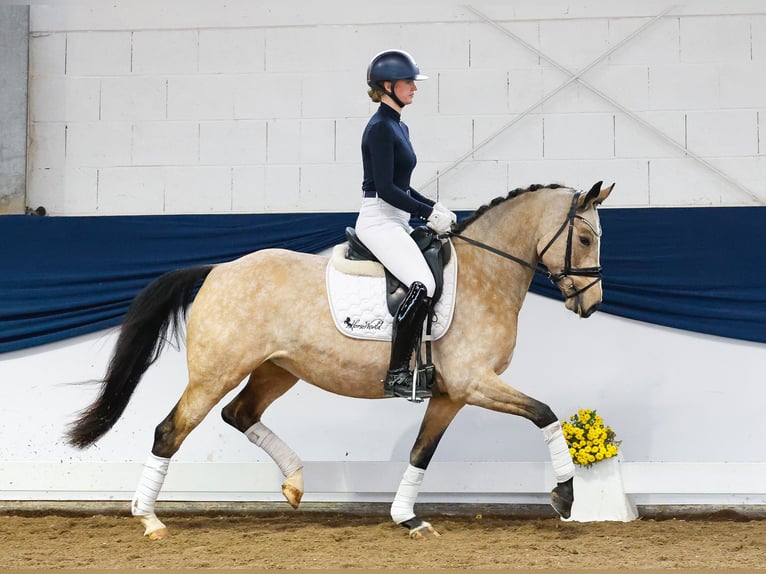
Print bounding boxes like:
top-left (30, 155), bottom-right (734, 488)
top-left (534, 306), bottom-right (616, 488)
top-left (67, 265), bottom-right (214, 448)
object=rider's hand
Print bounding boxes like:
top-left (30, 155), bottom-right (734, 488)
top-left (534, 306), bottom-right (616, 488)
top-left (427, 206), bottom-right (454, 234)
top-left (434, 202), bottom-right (457, 224)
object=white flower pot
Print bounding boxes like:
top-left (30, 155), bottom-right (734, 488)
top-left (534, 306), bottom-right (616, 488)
top-left (565, 456), bottom-right (638, 522)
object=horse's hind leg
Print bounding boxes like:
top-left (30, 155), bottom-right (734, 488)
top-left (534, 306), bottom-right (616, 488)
top-left (392, 394), bottom-right (464, 538)
top-left (220, 362), bottom-right (303, 509)
top-left (132, 373), bottom-right (246, 539)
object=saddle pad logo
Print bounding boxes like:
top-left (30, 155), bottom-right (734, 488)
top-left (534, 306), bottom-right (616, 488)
top-left (325, 244), bottom-right (458, 342)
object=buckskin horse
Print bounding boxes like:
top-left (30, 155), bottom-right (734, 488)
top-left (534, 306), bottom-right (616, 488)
top-left (67, 181), bottom-right (613, 539)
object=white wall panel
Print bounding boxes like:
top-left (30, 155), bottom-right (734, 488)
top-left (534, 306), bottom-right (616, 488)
top-left (65, 31), bottom-right (131, 76)
top-left (538, 19), bottom-right (610, 71)
top-left (649, 159), bottom-right (732, 205)
top-left (439, 69), bottom-right (509, 115)
top-left (719, 64), bottom-right (766, 109)
top-left (752, 15), bottom-right (766, 62)
top-left (28, 77), bottom-right (100, 122)
top-left (686, 110), bottom-right (759, 157)
top-left (473, 115), bottom-right (543, 161)
top-left (65, 122), bottom-right (132, 167)
top-left (163, 166), bottom-right (232, 213)
top-left (1, 291), bottom-right (764, 502)
top-left (231, 165), bottom-right (266, 212)
top-left (132, 30), bottom-right (198, 75)
top-left (28, 32), bottom-right (66, 76)
top-left (679, 16), bottom-right (752, 63)
top-left (167, 76), bottom-right (235, 120)
top-left (586, 65), bottom-right (650, 111)
top-left (299, 164), bottom-right (362, 212)
top-left (300, 72), bottom-right (370, 119)
top-left (28, 123), bottom-right (66, 169)
top-left (648, 64), bottom-right (720, 110)
top-left (607, 17), bottom-right (680, 66)
top-left (435, 160), bottom-right (508, 207)
top-left (406, 115), bottom-right (473, 163)
top-left (132, 121), bottom-right (198, 166)
top-left (233, 74), bottom-right (304, 119)
top-left (198, 29), bottom-right (265, 74)
top-left (614, 112), bottom-right (686, 159)
top-left (467, 21), bottom-right (541, 69)
top-left (96, 166), bottom-right (165, 214)
top-left (26, 167), bottom-right (98, 214)
top-left (26, 2), bottom-right (766, 213)
top-left (199, 121), bottom-right (267, 166)
top-left (100, 77), bottom-right (167, 121)
top-left (543, 113), bottom-right (614, 159)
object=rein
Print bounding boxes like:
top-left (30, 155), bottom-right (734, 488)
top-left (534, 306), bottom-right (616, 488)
top-left (445, 191), bottom-right (602, 299)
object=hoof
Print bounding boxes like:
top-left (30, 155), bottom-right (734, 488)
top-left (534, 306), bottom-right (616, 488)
top-left (551, 477), bottom-right (574, 519)
top-left (282, 468), bottom-right (304, 510)
top-left (136, 513), bottom-right (169, 539)
top-left (400, 517), bottom-right (441, 539)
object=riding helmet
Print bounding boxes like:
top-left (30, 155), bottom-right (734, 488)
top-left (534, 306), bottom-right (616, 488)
top-left (366, 49), bottom-right (428, 91)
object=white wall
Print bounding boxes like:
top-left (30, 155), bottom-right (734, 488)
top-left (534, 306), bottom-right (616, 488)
top-left (26, 0), bottom-right (766, 215)
top-left (1, 292), bottom-right (764, 505)
top-left (6, 1), bottom-right (765, 506)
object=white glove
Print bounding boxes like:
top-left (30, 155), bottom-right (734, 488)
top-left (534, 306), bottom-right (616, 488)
top-left (434, 202), bottom-right (457, 224)
top-left (426, 206), bottom-right (454, 234)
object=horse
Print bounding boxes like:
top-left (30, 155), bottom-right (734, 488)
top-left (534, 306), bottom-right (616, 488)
top-left (67, 181), bottom-right (613, 539)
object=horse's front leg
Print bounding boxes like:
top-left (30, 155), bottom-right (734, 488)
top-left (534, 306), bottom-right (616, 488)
top-left (461, 371), bottom-right (575, 519)
top-left (392, 394), bottom-right (464, 539)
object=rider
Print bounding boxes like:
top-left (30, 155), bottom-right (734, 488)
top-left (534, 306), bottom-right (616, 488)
top-left (355, 49), bottom-right (457, 399)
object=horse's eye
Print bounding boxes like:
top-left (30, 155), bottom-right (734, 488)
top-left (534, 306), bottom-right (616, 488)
top-left (579, 235), bottom-right (591, 247)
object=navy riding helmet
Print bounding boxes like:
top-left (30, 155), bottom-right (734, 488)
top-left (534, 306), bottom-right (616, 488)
top-left (366, 49), bottom-right (428, 107)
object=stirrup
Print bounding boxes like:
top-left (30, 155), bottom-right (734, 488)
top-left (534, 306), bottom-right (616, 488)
top-left (383, 369), bottom-right (432, 402)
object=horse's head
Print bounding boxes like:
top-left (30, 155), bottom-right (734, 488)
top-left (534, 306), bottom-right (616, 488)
top-left (538, 181), bottom-right (614, 318)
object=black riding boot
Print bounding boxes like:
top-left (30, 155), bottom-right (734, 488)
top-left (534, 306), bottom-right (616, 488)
top-left (383, 281), bottom-right (432, 399)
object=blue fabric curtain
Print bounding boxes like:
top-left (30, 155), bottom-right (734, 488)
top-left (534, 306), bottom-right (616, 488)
top-left (1, 207), bottom-right (763, 353)
top-left (530, 206), bottom-right (765, 344)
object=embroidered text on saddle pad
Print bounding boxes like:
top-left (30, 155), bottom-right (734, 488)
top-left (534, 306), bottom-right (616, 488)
top-left (325, 243), bottom-right (458, 341)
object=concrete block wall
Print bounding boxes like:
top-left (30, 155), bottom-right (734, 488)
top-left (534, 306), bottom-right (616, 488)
top-left (26, 0), bottom-right (766, 215)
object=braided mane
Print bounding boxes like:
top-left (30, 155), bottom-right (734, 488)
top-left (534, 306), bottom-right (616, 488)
top-left (452, 183), bottom-right (567, 234)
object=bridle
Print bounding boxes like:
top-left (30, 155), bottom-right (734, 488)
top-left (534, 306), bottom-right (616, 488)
top-left (445, 191), bottom-right (602, 299)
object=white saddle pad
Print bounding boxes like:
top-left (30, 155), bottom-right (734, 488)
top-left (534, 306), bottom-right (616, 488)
top-left (325, 242), bottom-right (458, 341)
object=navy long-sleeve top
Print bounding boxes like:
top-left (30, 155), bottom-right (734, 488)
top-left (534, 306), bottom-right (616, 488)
top-left (361, 103), bottom-right (434, 220)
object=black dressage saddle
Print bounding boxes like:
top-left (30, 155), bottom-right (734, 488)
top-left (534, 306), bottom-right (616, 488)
top-left (343, 226), bottom-right (452, 316)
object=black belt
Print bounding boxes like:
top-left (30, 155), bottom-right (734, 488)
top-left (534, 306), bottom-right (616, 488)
top-left (363, 191), bottom-right (377, 198)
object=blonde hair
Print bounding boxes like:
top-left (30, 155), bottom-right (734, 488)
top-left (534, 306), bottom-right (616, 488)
top-left (367, 88), bottom-right (382, 102)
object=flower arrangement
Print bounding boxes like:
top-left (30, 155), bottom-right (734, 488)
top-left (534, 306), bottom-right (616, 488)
top-left (562, 409), bottom-right (620, 468)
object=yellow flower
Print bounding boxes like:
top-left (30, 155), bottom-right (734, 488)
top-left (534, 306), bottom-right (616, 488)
top-left (561, 408), bottom-right (621, 468)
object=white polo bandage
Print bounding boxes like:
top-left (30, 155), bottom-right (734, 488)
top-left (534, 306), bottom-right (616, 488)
top-left (131, 452), bottom-right (170, 516)
top-left (245, 422), bottom-right (303, 478)
top-left (542, 421), bottom-right (575, 482)
top-left (390, 464), bottom-right (425, 524)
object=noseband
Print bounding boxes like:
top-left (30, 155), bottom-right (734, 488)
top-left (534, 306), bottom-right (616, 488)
top-left (446, 191), bottom-right (602, 299)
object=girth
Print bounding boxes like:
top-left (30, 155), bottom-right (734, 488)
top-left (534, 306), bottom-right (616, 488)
top-left (344, 226), bottom-right (452, 316)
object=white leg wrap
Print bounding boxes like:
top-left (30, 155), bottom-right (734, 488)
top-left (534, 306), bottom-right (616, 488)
top-left (542, 421), bottom-right (575, 482)
top-left (390, 464), bottom-right (425, 524)
top-left (131, 453), bottom-right (170, 517)
top-left (245, 421), bottom-right (303, 478)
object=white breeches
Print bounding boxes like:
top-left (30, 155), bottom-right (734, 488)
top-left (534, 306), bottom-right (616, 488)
top-left (355, 197), bottom-right (436, 297)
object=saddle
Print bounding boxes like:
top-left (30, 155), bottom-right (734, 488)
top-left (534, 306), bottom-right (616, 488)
top-left (344, 226), bottom-right (452, 316)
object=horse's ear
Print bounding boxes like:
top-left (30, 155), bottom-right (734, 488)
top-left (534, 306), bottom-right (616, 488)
top-left (579, 181), bottom-right (614, 208)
